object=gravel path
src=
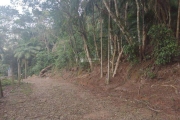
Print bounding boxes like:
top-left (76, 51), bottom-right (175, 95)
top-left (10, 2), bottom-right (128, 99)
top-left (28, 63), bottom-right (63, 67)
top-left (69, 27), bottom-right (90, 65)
top-left (0, 76), bottom-right (176, 120)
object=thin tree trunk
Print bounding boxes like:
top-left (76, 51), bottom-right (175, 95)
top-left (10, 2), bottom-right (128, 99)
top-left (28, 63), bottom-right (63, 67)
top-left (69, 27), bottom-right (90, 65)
top-left (114, 0), bottom-right (119, 17)
top-left (100, 2), bottom-right (103, 78)
top-left (25, 59), bottom-right (27, 79)
top-left (92, 3), bottom-right (99, 59)
top-left (11, 66), bottom-right (14, 85)
top-left (168, 4), bottom-right (171, 27)
top-left (120, 36), bottom-right (123, 51)
top-left (106, 0), bottom-right (111, 85)
top-left (93, 29), bottom-right (99, 59)
top-left (44, 34), bottom-right (50, 54)
top-left (117, 35), bottom-right (120, 52)
top-left (135, 0), bottom-right (142, 60)
top-left (82, 33), bottom-right (93, 71)
top-left (112, 49), bottom-right (123, 77)
top-left (122, 1), bottom-right (128, 52)
top-left (109, 0), bottom-right (114, 74)
top-left (69, 36), bottom-right (79, 64)
top-left (0, 79), bottom-right (3, 98)
top-left (111, 38), bottom-right (117, 73)
top-left (176, 0), bottom-right (180, 43)
top-left (69, 25), bottom-right (79, 64)
top-left (142, 0), bottom-right (146, 59)
top-left (125, 2), bottom-right (128, 26)
top-left (142, 29), bottom-right (146, 59)
top-left (18, 59), bottom-right (21, 85)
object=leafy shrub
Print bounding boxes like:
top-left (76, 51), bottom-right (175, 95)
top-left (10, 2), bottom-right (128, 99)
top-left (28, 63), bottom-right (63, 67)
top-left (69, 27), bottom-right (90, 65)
top-left (1, 79), bottom-right (13, 86)
top-left (54, 44), bottom-right (76, 69)
top-left (124, 42), bottom-right (139, 63)
top-left (30, 51), bottom-right (56, 75)
top-left (144, 68), bottom-right (156, 79)
top-left (79, 62), bottom-right (90, 70)
top-left (148, 24), bottom-right (178, 65)
top-left (0, 63), bottom-right (8, 76)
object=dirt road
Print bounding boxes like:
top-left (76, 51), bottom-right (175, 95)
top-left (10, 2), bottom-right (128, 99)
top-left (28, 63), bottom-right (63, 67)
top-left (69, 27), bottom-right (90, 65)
top-left (0, 76), bottom-right (178, 120)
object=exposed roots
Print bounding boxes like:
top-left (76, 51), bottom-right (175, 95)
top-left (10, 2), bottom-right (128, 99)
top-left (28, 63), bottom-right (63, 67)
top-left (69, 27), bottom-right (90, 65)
top-left (135, 99), bottom-right (161, 113)
top-left (161, 85), bottom-right (178, 94)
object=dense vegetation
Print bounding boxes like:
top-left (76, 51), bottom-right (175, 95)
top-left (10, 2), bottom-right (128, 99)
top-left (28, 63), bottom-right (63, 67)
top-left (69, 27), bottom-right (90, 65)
top-left (0, 0), bottom-right (180, 84)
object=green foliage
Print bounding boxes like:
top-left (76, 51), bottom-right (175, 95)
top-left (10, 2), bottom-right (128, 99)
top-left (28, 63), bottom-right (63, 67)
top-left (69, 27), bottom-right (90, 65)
top-left (54, 43), bottom-right (75, 69)
top-left (1, 79), bottom-right (13, 86)
top-left (124, 42), bottom-right (139, 63)
top-left (14, 43), bottom-right (41, 60)
top-left (30, 51), bottom-right (56, 75)
top-left (148, 24), bottom-right (179, 65)
top-left (144, 68), bottom-right (156, 79)
top-left (0, 62), bottom-right (8, 76)
top-left (79, 62), bottom-right (90, 70)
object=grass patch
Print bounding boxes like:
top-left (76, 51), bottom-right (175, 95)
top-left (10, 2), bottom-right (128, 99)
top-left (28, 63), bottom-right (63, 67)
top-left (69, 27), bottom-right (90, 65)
top-left (2, 79), bottom-right (13, 86)
top-left (10, 83), bottom-right (32, 96)
top-left (144, 68), bottom-right (157, 79)
top-left (1, 79), bottom-right (32, 96)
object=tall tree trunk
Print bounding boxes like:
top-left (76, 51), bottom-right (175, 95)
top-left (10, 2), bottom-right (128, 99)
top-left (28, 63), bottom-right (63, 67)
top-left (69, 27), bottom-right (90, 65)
top-left (125, 2), bottom-right (128, 26)
top-left (25, 59), bottom-right (27, 79)
top-left (142, 0), bottom-right (146, 59)
top-left (135, 0), bottom-right (142, 60)
top-left (11, 74), bottom-right (14, 85)
top-left (69, 25), bottom-right (79, 64)
top-left (112, 49), bottom-right (123, 77)
top-left (92, 3), bottom-right (100, 59)
top-left (44, 34), bottom-right (50, 54)
top-left (100, 1), bottom-right (103, 78)
top-left (69, 36), bottom-right (79, 64)
top-left (11, 65), bottom-right (14, 85)
top-left (106, 0), bottom-right (111, 85)
top-left (176, 0), bottom-right (180, 43)
top-left (114, 0), bottom-right (119, 17)
top-left (168, 3), bottom-right (171, 27)
top-left (111, 38), bottom-right (117, 73)
top-left (117, 35), bottom-right (120, 52)
top-left (109, 14), bottom-right (114, 73)
top-left (0, 79), bottom-right (3, 98)
top-left (142, 28), bottom-right (146, 59)
top-left (82, 33), bottom-right (93, 71)
top-left (103, 0), bottom-right (133, 44)
top-left (18, 59), bottom-right (21, 85)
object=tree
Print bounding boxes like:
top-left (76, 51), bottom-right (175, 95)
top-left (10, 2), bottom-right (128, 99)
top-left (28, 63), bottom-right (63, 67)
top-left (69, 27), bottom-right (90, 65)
top-left (100, 1), bottom-right (103, 78)
top-left (14, 42), bottom-right (40, 79)
top-left (135, 0), bottom-right (142, 60)
top-left (106, 0), bottom-right (111, 84)
top-left (177, 0), bottom-right (180, 42)
top-left (0, 79), bottom-right (3, 98)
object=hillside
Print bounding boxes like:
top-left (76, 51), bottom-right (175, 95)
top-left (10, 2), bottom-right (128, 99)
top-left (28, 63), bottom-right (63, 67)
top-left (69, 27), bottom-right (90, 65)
top-left (60, 61), bottom-right (180, 118)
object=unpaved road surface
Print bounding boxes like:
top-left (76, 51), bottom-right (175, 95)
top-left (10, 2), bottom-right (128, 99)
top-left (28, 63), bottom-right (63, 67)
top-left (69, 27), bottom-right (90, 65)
top-left (0, 76), bottom-right (178, 120)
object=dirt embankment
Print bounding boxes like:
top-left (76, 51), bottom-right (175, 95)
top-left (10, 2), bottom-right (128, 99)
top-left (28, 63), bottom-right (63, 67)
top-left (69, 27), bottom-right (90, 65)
top-left (64, 61), bottom-right (180, 119)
